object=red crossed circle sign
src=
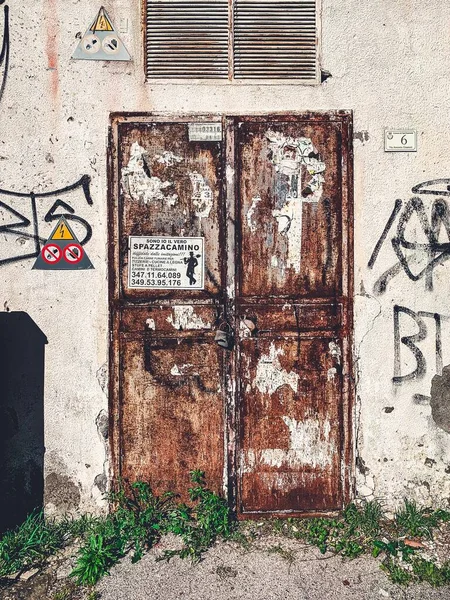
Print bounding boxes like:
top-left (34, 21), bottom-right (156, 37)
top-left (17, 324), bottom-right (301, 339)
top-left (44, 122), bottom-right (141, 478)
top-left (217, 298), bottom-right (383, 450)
top-left (63, 243), bottom-right (84, 264)
top-left (42, 243), bottom-right (62, 264)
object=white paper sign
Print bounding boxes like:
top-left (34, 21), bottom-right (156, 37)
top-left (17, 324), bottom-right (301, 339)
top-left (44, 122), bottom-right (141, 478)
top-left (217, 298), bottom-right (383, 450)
top-left (128, 236), bottom-right (205, 289)
top-left (188, 123), bottom-right (222, 142)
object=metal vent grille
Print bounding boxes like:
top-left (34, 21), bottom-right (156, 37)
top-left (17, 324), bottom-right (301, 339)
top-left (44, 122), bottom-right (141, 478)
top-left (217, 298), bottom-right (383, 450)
top-left (234, 0), bottom-right (317, 80)
top-left (146, 1), bottom-right (229, 78)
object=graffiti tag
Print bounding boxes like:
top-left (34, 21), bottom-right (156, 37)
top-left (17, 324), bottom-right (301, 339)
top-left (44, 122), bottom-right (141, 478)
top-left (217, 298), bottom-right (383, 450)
top-left (0, 175), bottom-right (93, 267)
top-left (368, 179), bottom-right (450, 294)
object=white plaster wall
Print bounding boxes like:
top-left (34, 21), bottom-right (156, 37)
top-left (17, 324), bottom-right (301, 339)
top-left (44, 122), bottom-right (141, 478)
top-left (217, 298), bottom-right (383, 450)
top-left (1, 0), bottom-right (450, 514)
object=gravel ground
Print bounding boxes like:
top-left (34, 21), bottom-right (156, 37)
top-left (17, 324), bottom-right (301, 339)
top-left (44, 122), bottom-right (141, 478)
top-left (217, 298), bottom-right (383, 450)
top-left (95, 535), bottom-right (450, 600)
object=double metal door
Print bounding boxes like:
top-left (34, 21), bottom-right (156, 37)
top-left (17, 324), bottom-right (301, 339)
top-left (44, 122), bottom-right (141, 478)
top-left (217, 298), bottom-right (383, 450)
top-left (109, 113), bottom-right (353, 517)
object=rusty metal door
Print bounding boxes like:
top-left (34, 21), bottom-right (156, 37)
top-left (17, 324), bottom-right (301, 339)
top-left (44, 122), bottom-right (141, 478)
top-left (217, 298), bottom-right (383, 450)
top-left (109, 113), bottom-right (353, 516)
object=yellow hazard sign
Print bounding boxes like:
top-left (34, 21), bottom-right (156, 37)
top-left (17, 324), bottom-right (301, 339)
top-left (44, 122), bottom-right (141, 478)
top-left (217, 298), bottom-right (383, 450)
top-left (50, 221), bottom-right (74, 240)
top-left (90, 8), bottom-right (114, 32)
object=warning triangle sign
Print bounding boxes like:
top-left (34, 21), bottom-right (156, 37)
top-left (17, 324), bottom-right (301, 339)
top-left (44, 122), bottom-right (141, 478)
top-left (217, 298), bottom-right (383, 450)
top-left (32, 217), bottom-right (94, 271)
top-left (90, 8), bottom-right (114, 32)
top-left (50, 220), bottom-right (74, 240)
top-left (72, 6), bottom-right (131, 62)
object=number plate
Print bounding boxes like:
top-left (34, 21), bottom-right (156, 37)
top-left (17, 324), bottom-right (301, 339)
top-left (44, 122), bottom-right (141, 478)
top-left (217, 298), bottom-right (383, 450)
top-left (384, 129), bottom-right (417, 152)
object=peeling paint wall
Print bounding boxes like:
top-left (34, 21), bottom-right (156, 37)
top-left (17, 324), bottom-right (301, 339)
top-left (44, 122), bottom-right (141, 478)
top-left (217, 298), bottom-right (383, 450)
top-left (2, 0), bottom-right (450, 516)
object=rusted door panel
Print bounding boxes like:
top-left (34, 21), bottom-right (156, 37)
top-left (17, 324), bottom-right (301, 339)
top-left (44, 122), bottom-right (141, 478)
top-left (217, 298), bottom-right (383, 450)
top-left (233, 115), bottom-right (351, 516)
top-left (238, 337), bottom-right (343, 513)
top-left (118, 121), bottom-right (224, 301)
top-left (237, 120), bottom-right (342, 299)
top-left (112, 117), bottom-right (227, 500)
top-left (120, 335), bottom-right (225, 498)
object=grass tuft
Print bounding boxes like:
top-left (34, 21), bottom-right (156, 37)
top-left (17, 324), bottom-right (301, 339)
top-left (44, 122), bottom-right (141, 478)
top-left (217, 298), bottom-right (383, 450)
top-left (0, 510), bottom-right (69, 578)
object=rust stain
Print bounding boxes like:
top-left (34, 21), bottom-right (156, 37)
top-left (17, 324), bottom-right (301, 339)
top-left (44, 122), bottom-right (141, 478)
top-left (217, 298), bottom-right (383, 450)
top-left (44, 0), bottom-right (59, 100)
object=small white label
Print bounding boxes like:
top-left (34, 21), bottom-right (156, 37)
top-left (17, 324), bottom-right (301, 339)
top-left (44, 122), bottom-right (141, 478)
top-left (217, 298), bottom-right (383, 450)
top-left (128, 236), bottom-right (205, 290)
top-left (385, 129), bottom-right (417, 152)
top-left (188, 123), bottom-right (222, 142)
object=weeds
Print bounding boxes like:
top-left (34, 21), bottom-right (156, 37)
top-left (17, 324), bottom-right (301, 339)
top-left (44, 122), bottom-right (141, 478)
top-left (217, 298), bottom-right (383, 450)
top-left (2, 482), bottom-right (450, 591)
top-left (71, 471), bottom-right (233, 584)
top-left (394, 499), bottom-right (444, 539)
top-left (160, 469), bottom-right (234, 561)
top-left (0, 510), bottom-right (69, 578)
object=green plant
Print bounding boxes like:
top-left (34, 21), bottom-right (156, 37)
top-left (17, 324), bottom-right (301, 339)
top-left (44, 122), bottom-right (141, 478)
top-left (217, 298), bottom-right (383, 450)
top-left (381, 558), bottom-right (413, 585)
top-left (372, 539), bottom-right (415, 561)
top-left (343, 500), bottom-right (384, 537)
top-left (0, 510), bottom-right (68, 577)
top-left (161, 470), bottom-right (233, 561)
top-left (394, 499), bottom-right (434, 538)
top-left (412, 558), bottom-right (450, 587)
top-left (70, 533), bottom-right (116, 586)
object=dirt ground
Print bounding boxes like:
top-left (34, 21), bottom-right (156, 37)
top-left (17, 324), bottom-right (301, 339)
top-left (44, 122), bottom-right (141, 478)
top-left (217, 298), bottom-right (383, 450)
top-left (2, 532), bottom-right (450, 600)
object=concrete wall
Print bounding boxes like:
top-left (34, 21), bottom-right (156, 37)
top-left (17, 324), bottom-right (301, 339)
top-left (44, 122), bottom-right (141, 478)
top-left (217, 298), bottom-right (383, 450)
top-left (1, 0), bottom-right (449, 515)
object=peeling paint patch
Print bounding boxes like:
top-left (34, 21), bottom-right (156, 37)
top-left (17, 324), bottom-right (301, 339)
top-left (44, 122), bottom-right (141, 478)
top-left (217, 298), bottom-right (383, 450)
top-left (122, 142), bottom-right (178, 206)
top-left (241, 417), bottom-right (334, 471)
top-left (189, 171), bottom-right (213, 218)
top-left (329, 341), bottom-right (342, 364)
top-left (155, 151), bottom-right (183, 167)
top-left (226, 165), bottom-right (235, 185)
top-left (272, 196), bottom-right (303, 273)
top-left (96, 363), bottom-right (108, 397)
top-left (246, 196), bottom-right (262, 233)
top-left (146, 318), bottom-right (156, 330)
top-left (96, 410), bottom-right (108, 442)
top-left (253, 343), bottom-right (299, 395)
top-left (170, 363), bottom-right (196, 376)
top-left (167, 306), bottom-right (212, 330)
top-left (354, 130), bottom-right (370, 144)
top-left (327, 367), bottom-right (337, 381)
top-left (94, 473), bottom-right (107, 494)
top-left (265, 130), bottom-right (326, 201)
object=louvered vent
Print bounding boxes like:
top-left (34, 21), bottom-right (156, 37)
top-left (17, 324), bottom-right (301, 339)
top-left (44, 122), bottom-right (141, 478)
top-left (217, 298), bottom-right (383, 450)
top-left (234, 0), bottom-right (317, 80)
top-left (146, 1), bottom-right (229, 78)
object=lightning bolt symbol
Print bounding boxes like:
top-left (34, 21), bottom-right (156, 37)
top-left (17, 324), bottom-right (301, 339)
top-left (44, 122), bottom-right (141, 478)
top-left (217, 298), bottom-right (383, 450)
top-left (59, 223), bottom-right (64, 236)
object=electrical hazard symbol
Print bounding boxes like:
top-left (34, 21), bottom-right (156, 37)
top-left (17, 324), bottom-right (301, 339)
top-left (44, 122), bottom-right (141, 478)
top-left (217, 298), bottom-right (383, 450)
top-left (32, 217), bottom-right (94, 271)
top-left (50, 221), bottom-right (74, 240)
top-left (72, 6), bottom-right (131, 62)
top-left (90, 8), bottom-right (114, 32)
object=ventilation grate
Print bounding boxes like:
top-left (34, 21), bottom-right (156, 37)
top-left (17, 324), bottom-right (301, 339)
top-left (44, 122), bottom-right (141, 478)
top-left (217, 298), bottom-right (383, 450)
top-left (146, 1), bottom-right (229, 79)
top-left (233, 0), bottom-right (317, 80)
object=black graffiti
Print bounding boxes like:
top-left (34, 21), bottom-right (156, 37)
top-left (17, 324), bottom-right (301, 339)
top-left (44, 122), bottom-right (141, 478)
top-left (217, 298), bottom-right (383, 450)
top-left (393, 305), bottom-right (443, 385)
top-left (0, 2), bottom-right (9, 104)
top-left (0, 175), bottom-right (93, 267)
top-left (369, 180), bottom-right (450, 294)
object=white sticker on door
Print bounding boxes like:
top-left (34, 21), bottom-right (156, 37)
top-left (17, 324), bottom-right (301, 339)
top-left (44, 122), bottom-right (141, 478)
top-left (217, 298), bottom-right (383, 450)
top-left (128, 236), bottom-right (204, 290)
